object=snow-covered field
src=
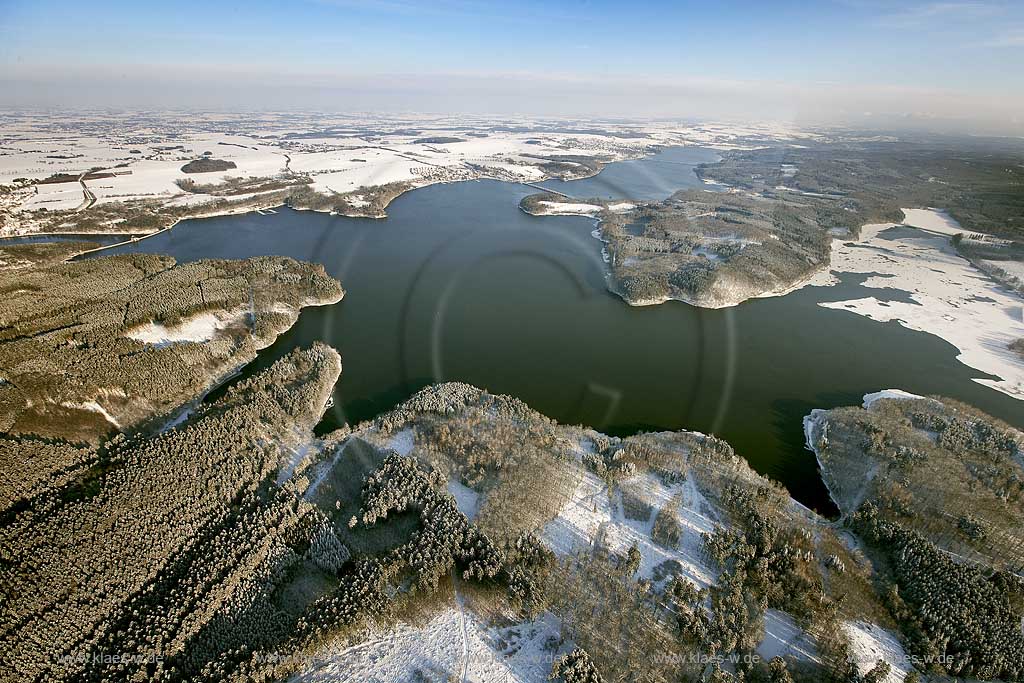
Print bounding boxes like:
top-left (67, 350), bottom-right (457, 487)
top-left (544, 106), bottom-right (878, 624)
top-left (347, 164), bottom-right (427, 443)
top-left (22, 182), bottom-right (84, 211)
top-left (0, 112), bottom-right (820, 236)
top-left (809, 209), bottom-right (1024, 400)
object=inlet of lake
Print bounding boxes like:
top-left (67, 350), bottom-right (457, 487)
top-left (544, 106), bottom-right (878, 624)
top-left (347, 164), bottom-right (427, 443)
top-left (95, 147), bottom-right (1024, 514)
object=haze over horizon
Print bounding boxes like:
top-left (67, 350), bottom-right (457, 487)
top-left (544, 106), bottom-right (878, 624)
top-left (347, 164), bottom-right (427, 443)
top-left (2, 0), bottom-right (1023, 135)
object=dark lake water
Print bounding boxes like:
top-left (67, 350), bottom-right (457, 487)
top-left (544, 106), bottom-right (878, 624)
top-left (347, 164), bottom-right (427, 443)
top-left (92, 148), bottom-right (1024, 514)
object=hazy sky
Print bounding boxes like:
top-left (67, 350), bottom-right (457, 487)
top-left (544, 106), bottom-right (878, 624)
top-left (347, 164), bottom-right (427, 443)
top-left (2, 0), bottom-right (1023, 133)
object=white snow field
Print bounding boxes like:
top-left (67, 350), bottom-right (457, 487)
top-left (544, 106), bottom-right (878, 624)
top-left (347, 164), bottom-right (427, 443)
top-left (0, 112), bottom-right (820, 236)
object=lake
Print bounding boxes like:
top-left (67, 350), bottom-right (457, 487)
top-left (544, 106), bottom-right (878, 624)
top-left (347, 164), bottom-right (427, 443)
top-left (93, 148), bottom-right (1024, 514)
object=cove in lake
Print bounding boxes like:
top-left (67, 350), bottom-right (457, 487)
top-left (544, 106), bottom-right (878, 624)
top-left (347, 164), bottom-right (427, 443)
top-left (95, 149), bottom-right (1024, 514)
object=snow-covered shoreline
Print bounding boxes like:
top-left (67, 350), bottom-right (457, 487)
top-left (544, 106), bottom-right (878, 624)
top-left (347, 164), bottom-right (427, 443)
top-left (810, 209), bottom-right (1024, 401)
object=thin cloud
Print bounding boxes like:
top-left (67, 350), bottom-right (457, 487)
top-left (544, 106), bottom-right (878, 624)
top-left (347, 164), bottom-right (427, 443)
top-left (310, 0), bottom-right (480, 15)
top-left (307, 0), bottom-right (583, 23)
top-left (986, 27), bottom-right (1024, 46)
top-left (873, 1), bottom-right (1000, 27)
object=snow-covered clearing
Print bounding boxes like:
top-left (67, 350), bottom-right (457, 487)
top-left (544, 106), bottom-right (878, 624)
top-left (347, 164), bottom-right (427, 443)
top-left (844, 621), bottom-right (913, 683)
top-left (540, 451), bottom-right (718, 588)
top-left (21, 184), bottom-right (83, 211)
top-left (290, 148), bottom-right (421, 193)
top-left (447, 479), bottom-right (480, 520)
top-left (63, 400), bottom-right (121, 429)
top-left (757, 609), bottom-right (819, 663)
top-left (386, 427), bottom-right (415, 456)
top-left (125, 308), bottom-right (250, 347)
top-left (539, 466), bottom-right (612, 556)
top-left (276, 436), bottom-right (319, 486)
top-left (530, 199), bottom-right (666, 218)
top-left (289, 607), bottom-right (564, 683)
